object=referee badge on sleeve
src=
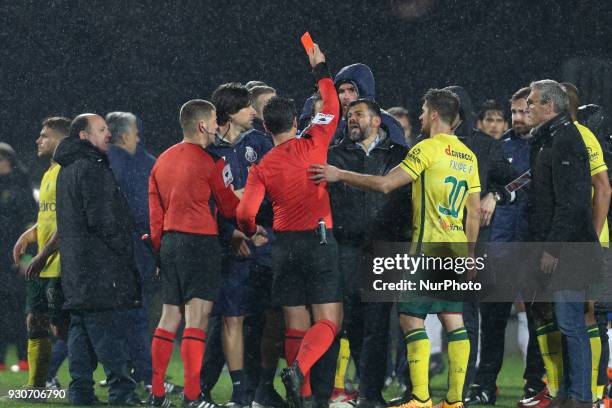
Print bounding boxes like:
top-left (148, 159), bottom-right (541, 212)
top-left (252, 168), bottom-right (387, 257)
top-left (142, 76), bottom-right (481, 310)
top-left (311, 113), bottom-right (335, 125)
top-left (222, 164), bottom-right (234, 187)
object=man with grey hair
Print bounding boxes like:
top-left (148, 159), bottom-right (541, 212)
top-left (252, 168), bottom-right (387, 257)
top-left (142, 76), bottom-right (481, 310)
top-left (525, 79), bottom-right (602, 408)
top-left (107, 112), bottom-right (139, 154)
top-left (250, 85), bottom-right (277, 134)
top-left (106, 112), bottom-right (179, 395)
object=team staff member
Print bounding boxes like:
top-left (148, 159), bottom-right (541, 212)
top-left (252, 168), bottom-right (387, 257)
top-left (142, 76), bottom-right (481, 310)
top-left (310, 89), bottom-right (481, 408)
top-left (148, 99), bottom-right (250, 408)
top-left (327, 98), bottom-right (411, 408)
top-left (526, 80), bottom-right (600, 408)
top-left (54, 114), bottom-right (142, 406)
top-left (528, 82), bottom-right (612, 407)
top-left (12, 117), bottom-right (70, 390)
top-left (236, 43), bottom-right (341, 408)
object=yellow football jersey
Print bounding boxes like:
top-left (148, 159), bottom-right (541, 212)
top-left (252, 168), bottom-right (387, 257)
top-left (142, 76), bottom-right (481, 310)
top-left (400, 133), bottom-right (481, 246)
top-left (575, 121), bottom-right (609, 247)
top-left (37, 163), bottom-right (61, 278)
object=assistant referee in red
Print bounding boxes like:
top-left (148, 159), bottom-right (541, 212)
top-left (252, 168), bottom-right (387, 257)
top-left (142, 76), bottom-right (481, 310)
top-left (148, 99), bottom-right (241, 408)
top-left (236, 44), bottom-right (341, 408)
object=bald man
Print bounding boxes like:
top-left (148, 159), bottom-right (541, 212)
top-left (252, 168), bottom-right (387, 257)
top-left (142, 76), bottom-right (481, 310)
top-left (53, 114), bottom-right (142, 406)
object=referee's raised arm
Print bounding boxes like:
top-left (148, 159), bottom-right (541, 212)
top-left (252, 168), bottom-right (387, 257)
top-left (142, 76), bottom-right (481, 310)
top-left (301, 44), bottom-right (340, 146)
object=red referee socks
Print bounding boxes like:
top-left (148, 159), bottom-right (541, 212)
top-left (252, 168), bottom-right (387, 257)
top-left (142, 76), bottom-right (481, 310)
top-left (181, 327), bottom-right (206, 401)
top-left (284, 328), bottom-right (306, 365)
top-left (151, 328), bottom-right (176, 398)
top-left (297, 319), bottom-right (338, 375)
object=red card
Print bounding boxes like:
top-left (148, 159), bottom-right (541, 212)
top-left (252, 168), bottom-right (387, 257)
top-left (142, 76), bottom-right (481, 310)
top-left (301, 32), bottom-right (315, 54)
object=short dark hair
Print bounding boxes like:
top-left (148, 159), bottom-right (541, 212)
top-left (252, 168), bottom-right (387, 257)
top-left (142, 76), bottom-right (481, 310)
top-left (69, 114), bottom-right (92, 139)
top-left (347, 98), bottom-right (382, 119)
top-left (386, 106), bottom-right (410, 119)
top-left (179, 99), bottom-right (215, 135)
top-left (263, 96), bottom-right (297, 135)
top-left (510, 87), bottom-right (531, 103)
top-left (42, 116), bottom-right (71, 137)
top-left (477, 100), bottom-right (506, 121)
top-left (561, 82), bottom-right (579, 119)
top-left (211, 82), bottom-right (251, 126)
top-left (422, 89), bottom-right (460, 125)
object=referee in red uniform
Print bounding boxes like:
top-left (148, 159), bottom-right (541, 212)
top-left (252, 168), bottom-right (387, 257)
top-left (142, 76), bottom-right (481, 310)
top-left (236, 44), bottom-right (341, 408)
top-left (148, 99), bottom-right (243, 408)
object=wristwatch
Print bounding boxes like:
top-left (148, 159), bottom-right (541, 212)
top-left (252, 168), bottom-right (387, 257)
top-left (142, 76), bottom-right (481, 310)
top-left (493, 191), bottom-right (502, 203)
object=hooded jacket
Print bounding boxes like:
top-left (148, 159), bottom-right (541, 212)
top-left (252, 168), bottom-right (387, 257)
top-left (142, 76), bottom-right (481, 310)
top-left (299, 63), bottom-right (408, 147)
top-left (444, 86), bottom-right (518, 242)
top-left (54, 138), bottom-right (141, 311)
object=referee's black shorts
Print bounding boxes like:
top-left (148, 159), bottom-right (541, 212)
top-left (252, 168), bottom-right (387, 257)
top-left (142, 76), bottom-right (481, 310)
top-left (271, 229), bottom-right (342, 307)
top-left (160, 232), bottom-right (221, 305)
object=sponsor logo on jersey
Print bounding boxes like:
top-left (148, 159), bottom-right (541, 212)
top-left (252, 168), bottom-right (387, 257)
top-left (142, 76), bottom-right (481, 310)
top-left (439, 217), bottom-right (464, 232)
top-left (586, 146), bottom-right (600, 162)
top-left (39, 202), bottom-right (56, 212)
top-left (445, 144), bottom-right (473, 161)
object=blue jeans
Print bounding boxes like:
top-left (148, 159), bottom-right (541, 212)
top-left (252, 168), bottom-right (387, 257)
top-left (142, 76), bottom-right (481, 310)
top-left (553, 290), bottom-right (591, 402)
top-left (68, 310), bottom-right (135, 405)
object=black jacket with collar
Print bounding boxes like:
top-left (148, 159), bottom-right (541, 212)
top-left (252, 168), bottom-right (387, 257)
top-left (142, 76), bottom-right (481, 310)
top-left (54, 138), bottom-right (141, 311)
top-left (527, 112), bottom-right (603, 292)
top-left (327, 133), bottom-right (411, 244)
top-left (528, 112), bottom-right (598, 246)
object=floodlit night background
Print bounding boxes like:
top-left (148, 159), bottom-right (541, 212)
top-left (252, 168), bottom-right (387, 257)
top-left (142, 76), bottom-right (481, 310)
top-left (2, 0), bottom-right (611, 180)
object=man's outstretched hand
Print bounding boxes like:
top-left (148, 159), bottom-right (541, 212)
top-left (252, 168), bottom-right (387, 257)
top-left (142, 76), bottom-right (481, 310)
top-left (309, 164), bottom-right (340, 184)
top-left (308, 43), bottom-right (326, 68)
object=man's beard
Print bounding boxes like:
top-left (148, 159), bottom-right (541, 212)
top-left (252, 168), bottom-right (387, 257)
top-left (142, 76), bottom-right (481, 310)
top-left (513, 121), bottom-right (531, 136)
top-left (349, 125), bottom-right (367, 142)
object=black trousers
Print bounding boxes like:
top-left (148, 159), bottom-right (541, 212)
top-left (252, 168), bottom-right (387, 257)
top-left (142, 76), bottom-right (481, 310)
top-left (345, 295), bottom-right (391, 401)
top-left (470, 302), bottom-right (545, 393)
top-left (311, 243), bottom-right (391, 402)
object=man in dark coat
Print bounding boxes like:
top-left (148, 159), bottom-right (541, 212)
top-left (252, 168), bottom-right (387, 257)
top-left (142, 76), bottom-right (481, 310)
top-left (54, 113), bottom-right (141, 406)
top-left (526, 80), bottom-right (602, 408)
top-left (327, 98), bottom-right (411, 408)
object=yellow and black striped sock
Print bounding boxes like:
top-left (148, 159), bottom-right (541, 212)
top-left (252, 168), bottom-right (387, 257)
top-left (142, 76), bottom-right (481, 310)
top-left (405, 328), bottom-right (430, 402)
top-left (587, 324), bottom-right (601, 401)
top-left (536, 322), bottom-right (563, 397)
top-left (447, 327), bottom-right (470, 403)
top-left (27, 336), bottom-right (52, 387)
top-left (334, 337), bottom-right (350, 390)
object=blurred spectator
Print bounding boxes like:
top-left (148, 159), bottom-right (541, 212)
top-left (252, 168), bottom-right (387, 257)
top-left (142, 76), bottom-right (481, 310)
top-left (387, 106), bottom-right (415, 146)
top-left (106, 111), bottom-right (167, 392)
top-left (0, 142), bottom-right (36, 372)
top-left (476, 99), bottom-right (508, 140)
top-left (249, 85), bottom-right (276, 135)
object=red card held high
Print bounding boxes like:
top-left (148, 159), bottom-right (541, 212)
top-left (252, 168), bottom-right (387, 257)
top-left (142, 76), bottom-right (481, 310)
top-left (301, 32), bottom-right (315, 54)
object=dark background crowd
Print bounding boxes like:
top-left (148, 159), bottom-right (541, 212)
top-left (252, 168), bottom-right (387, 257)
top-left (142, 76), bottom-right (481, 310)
top-left (2, 0), bottom-right (612, 183)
